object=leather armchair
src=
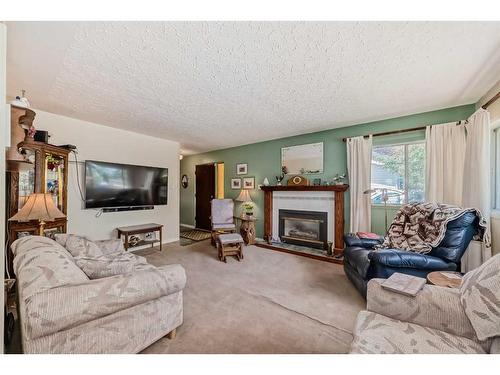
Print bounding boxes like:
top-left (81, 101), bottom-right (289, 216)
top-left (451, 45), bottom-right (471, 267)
top-left (343, 212), bottom-right (479, 297)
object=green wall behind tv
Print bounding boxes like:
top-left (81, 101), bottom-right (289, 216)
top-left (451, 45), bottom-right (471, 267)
top-left (180, 104), bottom-right (475, 238)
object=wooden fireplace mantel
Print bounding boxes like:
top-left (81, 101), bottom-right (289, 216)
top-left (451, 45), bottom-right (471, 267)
top-left (260, 184), bottom-right (349, 256)
top-left (260, 185), bottom-right (348, 192)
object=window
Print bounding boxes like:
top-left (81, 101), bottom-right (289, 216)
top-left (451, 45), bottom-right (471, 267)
top-left (371, 142), bottom-right (425, 205)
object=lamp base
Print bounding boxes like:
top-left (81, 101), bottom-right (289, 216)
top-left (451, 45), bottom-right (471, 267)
top-left (38, 220), bottom-right (46, 236)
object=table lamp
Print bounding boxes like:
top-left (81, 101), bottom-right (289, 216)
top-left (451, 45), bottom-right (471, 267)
top-left (235, 189), bottom-right (254, 216)
top-left (9, 193), bottom-right (66, 235)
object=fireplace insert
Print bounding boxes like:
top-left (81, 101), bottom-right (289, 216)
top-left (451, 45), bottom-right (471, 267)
top-left (278, 209), bottom-right (328, 250)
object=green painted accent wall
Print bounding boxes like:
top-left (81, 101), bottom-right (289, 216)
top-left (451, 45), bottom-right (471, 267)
top-left (180, 104), bottom-right (476, 237)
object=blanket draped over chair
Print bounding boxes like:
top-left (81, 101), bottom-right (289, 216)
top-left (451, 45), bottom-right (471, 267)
top-left (377, 202), bottom-right (487, 254)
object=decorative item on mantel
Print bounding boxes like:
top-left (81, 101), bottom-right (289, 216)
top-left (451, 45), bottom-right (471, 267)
top-left (333, 173), bottom-right (346, 185)
top-left (262, 177), bottom-right (270, 186)
top-left (275, 166), bottom-right (288, 186)
top-left (235, 189), bottom-right (254, 216)
top-left (287, 175), bottom-right (309, 186)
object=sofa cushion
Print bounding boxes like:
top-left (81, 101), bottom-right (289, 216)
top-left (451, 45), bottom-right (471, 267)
top-left (460, 253), bottom-right (500, 341)
top-left (428, 213), bottom-right (478, 263)
top-left (350, 311), bottom-right (485, 354)
top-left (75, 253), bottom-right (153, 279)
top-left (11, 236), bottom-right (89, 300)
top-left (55, 234), bottom-right (125, 258)
top-left (55, 233), bottom-right (151, 279)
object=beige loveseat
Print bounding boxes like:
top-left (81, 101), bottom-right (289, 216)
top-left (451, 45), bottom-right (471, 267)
top-left (350, 253), bottom-right (500, 354)
top-left (12, 235), bottom-right (186, 354)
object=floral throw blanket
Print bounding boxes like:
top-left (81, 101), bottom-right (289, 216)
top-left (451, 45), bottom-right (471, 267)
top-left (377, 202), bottom-right (487, 254)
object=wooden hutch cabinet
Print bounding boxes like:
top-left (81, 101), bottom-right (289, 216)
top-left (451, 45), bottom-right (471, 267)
top-left (5, 105), bottom-right (69, 275)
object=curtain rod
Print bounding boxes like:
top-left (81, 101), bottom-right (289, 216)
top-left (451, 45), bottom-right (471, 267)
top-left (342, 126), bottom-right (427, 142)
top-left (482, 91), bottom-right (500, 110)
top-left (342, 92), bottom-right (499, 142)
top-left (342, 120), bottom-right (467, 142)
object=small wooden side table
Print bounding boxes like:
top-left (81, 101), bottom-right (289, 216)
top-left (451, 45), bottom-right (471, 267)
top-left (117, 223), bottom-right (163, 251)
top-left (234, 215), bottom-right (257, 245)
top-left (427, 271), bottom-right (463, 289)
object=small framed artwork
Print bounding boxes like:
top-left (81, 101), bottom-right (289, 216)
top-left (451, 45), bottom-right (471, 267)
top-left (243, 177), bottom-right (255, 190)
top-left (236, 163), bottom-right (248, 175)
top-left (231, 178), bottom-right (242, 189)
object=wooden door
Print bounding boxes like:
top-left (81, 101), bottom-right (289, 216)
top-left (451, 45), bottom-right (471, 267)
top-left (195, 163), bottom-right (216, 230)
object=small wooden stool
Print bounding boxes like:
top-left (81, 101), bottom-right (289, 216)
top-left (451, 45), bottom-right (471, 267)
top-left (216, 233), bottom-right (244, 262)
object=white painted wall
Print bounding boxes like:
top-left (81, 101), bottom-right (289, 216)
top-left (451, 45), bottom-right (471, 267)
top-left (0, 22), bottom-right (7, 354)
top-left (33, 109), bottom-right (180, 244)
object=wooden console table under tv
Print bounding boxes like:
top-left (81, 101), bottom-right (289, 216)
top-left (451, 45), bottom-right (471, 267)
top-left (117, 223), bottom-right (163, 251)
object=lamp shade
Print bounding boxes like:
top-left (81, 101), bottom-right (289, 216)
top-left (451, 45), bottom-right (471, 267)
top-left (9, 193), bottom-right (66, 222)
top-left (235, 189), bottom-right (252, 202)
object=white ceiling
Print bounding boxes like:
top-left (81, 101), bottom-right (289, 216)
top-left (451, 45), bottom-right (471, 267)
top-left (6, 21), bottom-right (500, 154)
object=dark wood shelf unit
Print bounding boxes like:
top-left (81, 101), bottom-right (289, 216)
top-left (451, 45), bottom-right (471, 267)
top-left (6, 106), bottom-right (70, 276)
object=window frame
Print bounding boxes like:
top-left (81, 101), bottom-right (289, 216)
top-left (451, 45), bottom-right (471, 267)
top-left (371, 140), bottom-right (426, 207)
top-left (491, 119), bottom-right (500, 210)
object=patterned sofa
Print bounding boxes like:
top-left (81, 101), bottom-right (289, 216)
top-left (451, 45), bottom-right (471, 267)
top-left (12, 235), bottom-right (186, 354)
top-left (349, 253), bottom-right (500, 354)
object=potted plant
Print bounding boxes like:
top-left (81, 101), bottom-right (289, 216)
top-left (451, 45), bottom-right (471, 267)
top-left (242, 201), bottom-right (255, 217)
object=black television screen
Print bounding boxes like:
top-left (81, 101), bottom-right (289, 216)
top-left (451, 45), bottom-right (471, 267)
top-left (85, 160), bottom-right (168, 209)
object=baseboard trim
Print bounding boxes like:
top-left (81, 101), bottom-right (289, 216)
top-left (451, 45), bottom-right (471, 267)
top-left (180, 223), bottom-right (195, 229)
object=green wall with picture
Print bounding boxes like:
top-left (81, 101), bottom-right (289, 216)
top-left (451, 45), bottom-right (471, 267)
top-left (180, 104), bottom-right (475, 238)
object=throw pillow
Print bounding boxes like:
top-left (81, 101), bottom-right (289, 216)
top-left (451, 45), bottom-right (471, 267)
top-left (93, 239), bottom-right (125, 256)
top-left (460, 253), bottom-right (500, 341)
top-left (75, 253), bottom-right (151, 279)
top-left (56, 234), bottom-right (104, 258)
top-left (55, 234), bottom-right (125, 257)
top-left (54, 234), bottom-right (149, 279)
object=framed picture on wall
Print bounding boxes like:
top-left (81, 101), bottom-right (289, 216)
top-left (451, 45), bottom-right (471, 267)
top-left (236, 163), bottom-right (248, 175)
top-left (243, 177), bottom-right (255, 190)
top-left (231, 178), bottom-right (242, 189)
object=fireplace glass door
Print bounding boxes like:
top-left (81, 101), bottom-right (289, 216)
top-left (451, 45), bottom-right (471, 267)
top-left (279, 209), bottom-right (328, 250)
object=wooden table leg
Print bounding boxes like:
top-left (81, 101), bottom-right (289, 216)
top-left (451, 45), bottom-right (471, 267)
top-left (125, 234), bottom-right (129, 252)
top-left (159, 229), bottom-right (162, 251)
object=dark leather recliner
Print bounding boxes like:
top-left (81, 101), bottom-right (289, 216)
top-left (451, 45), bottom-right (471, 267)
top-left (343, 212), bottom-right (479, 297)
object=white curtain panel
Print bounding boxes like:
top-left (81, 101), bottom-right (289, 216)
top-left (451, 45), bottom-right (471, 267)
top-left (425, 122), bottom-right (467, 205)
top-left (346, 135), bottom-right (372, 233)
top-left (461, 108), bottom-right (492, 271)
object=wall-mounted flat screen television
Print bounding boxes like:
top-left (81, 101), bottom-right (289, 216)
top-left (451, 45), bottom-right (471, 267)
top-left (85, 160), bottom-right (168, 209)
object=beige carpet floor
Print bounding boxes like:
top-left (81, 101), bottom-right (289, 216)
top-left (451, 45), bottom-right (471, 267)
top-left (137, 240), bottom-right (365, 354)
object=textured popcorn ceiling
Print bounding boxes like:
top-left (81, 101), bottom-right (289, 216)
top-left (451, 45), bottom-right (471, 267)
top-left (6, 22), bottom-right (500, 154)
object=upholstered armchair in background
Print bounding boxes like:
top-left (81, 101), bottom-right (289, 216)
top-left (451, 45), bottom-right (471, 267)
top-left (210, 199), bottom-right (236, 245)
top-left (343, 211), bottom-right (479, 297)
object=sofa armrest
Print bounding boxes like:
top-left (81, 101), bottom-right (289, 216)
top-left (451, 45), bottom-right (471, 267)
top-left (344, 234), bottom-right (383, 249)
top-left (366, 278), bottom-right (477, 339)
top-left (368, 249), bottom-right (456, 271)
top-left (24, 264), bottom-right (186, 340)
